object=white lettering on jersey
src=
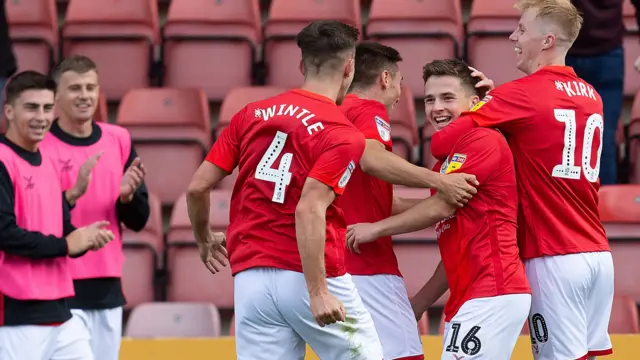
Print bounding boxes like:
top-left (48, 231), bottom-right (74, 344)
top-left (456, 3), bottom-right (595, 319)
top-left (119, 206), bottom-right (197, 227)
top-left (554, 80), bottom-right (596, 100)
top-left (259, 104), bottom-right (325, 135)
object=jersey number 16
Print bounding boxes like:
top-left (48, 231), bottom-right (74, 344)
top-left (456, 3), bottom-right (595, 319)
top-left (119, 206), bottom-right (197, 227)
top-left (552, 109), bottom-right (603, 183)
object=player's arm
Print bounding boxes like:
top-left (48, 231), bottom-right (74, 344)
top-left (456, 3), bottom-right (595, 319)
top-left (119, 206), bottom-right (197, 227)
top-left (116, 144), bottom-right (150, 232)
top-left (411, 260), bottom-right (448, 318)
top-left (431, 83), bottom-right (534, 160)
top-left (187, 109), bottom-right (244, 247)
top-left (297, 129), bottom-right (365, 297)
top-left (0, 162), bottom-right (70, 259)
top-left (391, 194), bottom-right (423, 215)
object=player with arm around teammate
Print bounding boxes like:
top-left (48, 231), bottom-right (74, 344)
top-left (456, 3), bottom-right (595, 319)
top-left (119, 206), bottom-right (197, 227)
top-left (337, 42), bottom-right (493, 360)
top-left (186, 20), bottom-right (383, 360)
top-left (0, 71), bottom-right (114, 360)
top-left (348, 59), bottom-right (531, 360)
top-left (430, 1), bottom-right (614, 359)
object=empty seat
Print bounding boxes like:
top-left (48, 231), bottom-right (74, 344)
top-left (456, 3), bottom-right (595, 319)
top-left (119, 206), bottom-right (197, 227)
top-left (62, 0), bottom-right (160, 101)
top-left (466, 0), bottom-right (523, 86)
top-left (116, 88), bottom-right (211, 205)
top-left (121, 192), bottom-right (163, 308)
top-left (394, 243), bottom-right (446, 306)
top-left (166, 190), bottom-right (234, 308)
top-left (366, 0), bottom-right (463, 97)
top-left (217, 86), bottom-right (285, 136)
top-left (6, 0), bottom-right (58, 73)
top-left (623, 0), bottom-right (640, 97)
top-left (389, 85), bottom-right (418, 162)
top-left (609, 296), bottom-right (640, 333)
top-left (598, 185), bottom-right (640, 240)
top-left (421, 121), bottom-right (438, 169)
top-left (263, 0), bottom-right (361, 88)
top-left (125, 302), bottom-right (221, 338)
top-left (610, 241), bottom-right (640, 302)
top-left (163, 0), bottom-right (261, 101)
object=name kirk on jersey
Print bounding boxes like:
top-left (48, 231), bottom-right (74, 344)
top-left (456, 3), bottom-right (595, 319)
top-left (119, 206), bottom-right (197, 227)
top-left (255, 104), bottom-right (324, 135)
top-left (554, 80), bottom-right (597, 100)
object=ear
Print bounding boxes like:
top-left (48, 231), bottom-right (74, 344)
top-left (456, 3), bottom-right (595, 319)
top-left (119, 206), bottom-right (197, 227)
top-left (344, 58), bottom-right (355, 79)
top-left (381, 70), bottom-right (391, 89)
top-left (469, 95), bottom-right (480, 108)
top-left (4, 103), bottom-right (12, 123)
top-left (542, 33), bottom-right (556, 50)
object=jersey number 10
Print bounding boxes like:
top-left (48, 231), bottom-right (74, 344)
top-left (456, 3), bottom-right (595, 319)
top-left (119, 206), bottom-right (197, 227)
top-left (255, 131), bottom-right (293, 204)
top-left (552, 109), bottom-right (603, 183)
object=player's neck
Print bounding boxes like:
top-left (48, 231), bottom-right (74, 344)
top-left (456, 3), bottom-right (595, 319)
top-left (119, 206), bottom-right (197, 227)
top-left (349, 88), bottom-right (383, 104)
top-left (57, 114), bottom-right (93, 138)
top-left (300, 79), bottom-right (341, 103)
top-left (5, 129), bottom-right (38, 152)
top-left (531, 52), bottom-right (566, 73)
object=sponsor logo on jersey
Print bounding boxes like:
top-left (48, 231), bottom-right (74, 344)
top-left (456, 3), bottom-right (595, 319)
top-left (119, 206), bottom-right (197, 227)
top-left (338, 161), bottom-right (356, 188)
top-left (445, 153), bottom-right (466, 174)
top-left (375, 116), bottom-right (391, 142)
top-left (470, 95), bottom-right (492, 112)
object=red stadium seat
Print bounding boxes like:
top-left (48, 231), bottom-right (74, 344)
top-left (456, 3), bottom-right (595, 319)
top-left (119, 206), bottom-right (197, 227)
top-left (263, 0), bottom-right (361, 88)
top-left (121, 192), bottom-right (163, 308)
top-left (389, 85), bottom-right (418, 162)
top-left (217, 86), bottom-right (286, 136)
top-left (421, 121), bottom-right (438, 169)
top-left (394, 243), bottom-right (446, 306)
top-left (623, 0), bottom-right (640, 97)
top-left (166, 190), bottom-right (234, 309)
top-left (366, 0), bottom-right (464, 97)
top-left (598, 185), bottom-right (640, 240)
top-left (124, 302), bottom-right (221, 338)
top-left (5, 0), bottom-right (58, 73)
top-left (610, 241), bottom-right (640, 303)
top-left (163, 0), bottom-right (261, 101)
top-left (610, 296), bottom-right (640, 333)
top-left (62, 0), bottom-right (160, 101)
top-left (466, 0), bottom-right (524, 86)
top-left (116, 88), bottom-right (211, 205)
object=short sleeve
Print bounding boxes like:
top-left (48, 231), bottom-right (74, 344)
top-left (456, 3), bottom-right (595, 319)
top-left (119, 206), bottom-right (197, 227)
top-left (444, 128), bottom-right (502, 185)
top-left (466, 81), bottom-right (535, 133)
top-left (352, 101), bottom-right (393, 148)
top-left (308, 126), bottom-right (366, 195)
top-left (205, 107), bottom-right (245, 172)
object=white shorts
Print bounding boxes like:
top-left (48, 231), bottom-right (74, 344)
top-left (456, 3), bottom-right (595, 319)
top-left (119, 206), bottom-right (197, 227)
top-left (0, 315), bottom-right (93, 360)
top-left (525, 251), bottom-right (614, 360)
top-left (71, 307), bottom-right (123, 360)
top-left (352, 274), bottom-right (424, 360)
top-left (442, 294), bottom-right (531, 360)
top-left (234, 268), bottom-right (383, 360)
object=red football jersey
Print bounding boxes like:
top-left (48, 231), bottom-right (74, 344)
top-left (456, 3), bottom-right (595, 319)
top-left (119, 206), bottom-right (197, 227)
top-left (431, 128), bottom-right (530, 321)
top-left (431, 66), bottom-right (609, 260)
top-left (206, 89), bottom-right (366, 277)
top-left (337, 94), bottom-right (400, 276)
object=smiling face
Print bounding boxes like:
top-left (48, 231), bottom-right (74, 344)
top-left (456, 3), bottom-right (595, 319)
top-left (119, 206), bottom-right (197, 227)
top-left (424, 75), bottom-right (479, 132)
top-left (56, 69), bottom-right (99, 122)
top-left (4, 89), bottom-right (55, 149)
top-left (509, 7), bottom-right (550, 75)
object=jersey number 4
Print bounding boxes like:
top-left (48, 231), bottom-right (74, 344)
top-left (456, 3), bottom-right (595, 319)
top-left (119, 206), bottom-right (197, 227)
top-left (552, 109), bottom-right (603, 183)
top-left (255, 131), bottom-right (293, 204)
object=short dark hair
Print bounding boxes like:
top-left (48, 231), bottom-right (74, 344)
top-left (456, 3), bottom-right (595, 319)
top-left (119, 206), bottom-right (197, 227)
top-left (51, 55), bottom-right (98, 85)
top-left (5, 71), bottom-right (57, 105)
top-left (296, 20), bottom-right (359, 77)
top-left (350, 42), bottom-right (402, 90)
top-left (422, 59), bottom-right (482, 97)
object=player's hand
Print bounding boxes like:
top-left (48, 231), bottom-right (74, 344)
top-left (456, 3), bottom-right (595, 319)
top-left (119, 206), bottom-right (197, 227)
top-left (346, 223), bottom-right (380, 254)
top-left (198, 232), bottom-right (228, 274)
top-left (469, 66), bottom-right (495, 94)
top-left (119, 157), bottom-right (146, 204)
top-left (438, 173), bottom-right (479, 207)
top-left (68, 152), bottom-right (102, 203)
top-left (309, 291), bottom-right (346, 327)
top-left (66, 220), bottom-right (111, 256)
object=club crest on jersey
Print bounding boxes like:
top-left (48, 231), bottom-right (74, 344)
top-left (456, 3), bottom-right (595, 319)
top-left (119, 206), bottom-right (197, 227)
top-left (375, 116), bottom-right (391, 142)
top-left (338, 161), bottom-right (356, 189)
top-left (445, 153), bottom-right (466, 174)
top-left (470, 95), bottom-right (492, 112)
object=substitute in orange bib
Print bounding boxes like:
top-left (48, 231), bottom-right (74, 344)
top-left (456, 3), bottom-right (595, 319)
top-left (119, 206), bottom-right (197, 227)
top-left (430, 2), bottom-right (613, 359)
top-left (40, 55), bottom-right (150, 360)
top-left (0, 71), bottom-right (114, 360)
top-left (348, 59), bottom-right (531, 360)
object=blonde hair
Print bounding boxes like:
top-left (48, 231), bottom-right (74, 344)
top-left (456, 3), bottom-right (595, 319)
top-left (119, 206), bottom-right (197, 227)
top-left (515, 0), bottom-right (583, 45)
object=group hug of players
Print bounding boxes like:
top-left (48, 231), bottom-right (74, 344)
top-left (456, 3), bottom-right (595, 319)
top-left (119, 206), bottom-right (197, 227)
top-left (187, 0), bottom-right (615, 360)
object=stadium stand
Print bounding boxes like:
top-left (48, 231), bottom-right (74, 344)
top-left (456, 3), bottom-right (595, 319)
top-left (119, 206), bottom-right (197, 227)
top-left (388, 84), bottom-right (418, 162)
top-left (623, 0), bottom-right (640, 97)
top-left (125, 302), bottom-right (222, 338)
